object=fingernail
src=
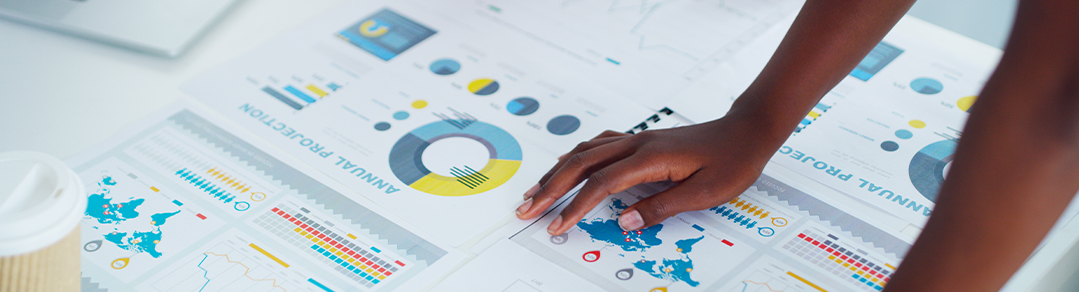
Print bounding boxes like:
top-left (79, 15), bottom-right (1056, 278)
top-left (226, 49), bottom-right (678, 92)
top-left (523, 184), bottom-right (540, 200)
top-left (515, 199), bottom-right (533, 216)
top-left (547, 215), bottom-right (563, 235)
top-left (619, 210), bottom-right (644, 231)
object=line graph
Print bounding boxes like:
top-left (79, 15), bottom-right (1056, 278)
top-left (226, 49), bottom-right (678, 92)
top-left (739, 280), bottom-right (785, 292)
top-left (143, 234), bottom-right (327, 292)
top-left (195, 252), bottom-right (286, 292)
top-left (530, 0), bottom-right (802, 76)
top-left (724, 258), bottom-right (827, 292)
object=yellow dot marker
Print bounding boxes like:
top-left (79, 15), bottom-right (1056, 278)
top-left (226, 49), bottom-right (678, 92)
top-left (150, 221), bottom-right (156, 225)
top-left (676, 248), bottom-right (682, 252)
top-left (411, 100), bottom-right (428, 109)
top-left (908, 120), bottom-right (926, 129)
top-left (153, 240), bottom-right (160, 244)
top-left (111, 258), bottom-right (130, 270)
top-left (687, 268), bottom-right (693, 272)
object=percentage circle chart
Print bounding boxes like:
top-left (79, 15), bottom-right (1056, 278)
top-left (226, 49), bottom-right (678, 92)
top-left (467, 78), bottom-right (500, 96)
top-left (506, 97), bottom-right (540, 116)
top-left (908, 139), bottom-right (958, 203)
top-left (910, 77), bottom-right (944, 95)
top-left (388, 120), bottom-right (523, 196)
top-left (429, 59), bottom-right (461, 75)
top-left (546, 115), bottom-right (581, 136)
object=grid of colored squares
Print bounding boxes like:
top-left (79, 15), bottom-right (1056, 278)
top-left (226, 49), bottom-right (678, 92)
top-left (254, 205), bottom-right (403, 288)
top-left (782, 230), bottom-right (892, 291)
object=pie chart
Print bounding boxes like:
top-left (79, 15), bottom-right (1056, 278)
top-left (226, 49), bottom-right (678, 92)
top-left (957, 96), bottom-right (977, 112)
top-left (468, 78), bottom-right (500, 96)
top-left (388, 120), bottom-right (522, 196)
top-left (506, 97), bottom-right (540, 116)
top-left (910, 78), bottom-right (943, 95)
top-left (908, 139), bottom-right (957, 202)
top-left (429, 59), bottom-right (461, 75)
top-left (547, 115), bottom-right (581, 135)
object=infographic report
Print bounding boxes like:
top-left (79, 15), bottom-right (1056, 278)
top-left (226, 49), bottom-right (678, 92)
top-left (69, 104), bottom-right (463, 292)
top-left (68, 0), bottom-right (1079, 291)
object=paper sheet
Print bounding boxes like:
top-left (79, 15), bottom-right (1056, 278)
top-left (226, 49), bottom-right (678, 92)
top-left (69, 102), bottom-right (464, 292)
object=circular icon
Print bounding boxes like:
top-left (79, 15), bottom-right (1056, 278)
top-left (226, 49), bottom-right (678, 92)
top-left (111, 258), bottom-right (130, 270)
top-left (84, 240), bottom-right (103, 252)
top-left (411, 100), bottom-right (428, 109)
top-left (374, 122), bottom-right (392, 131)
top-left (506, 97), bottom-right (540, 116)
top-left (388, 120), bottom-right (522, 196)
top-left (771, 217), bottom-right (788, 227)
top-left (393, 111), bottom-right (410, 120)
top-left (550, 234), bottom-right (568, 245)
top-left (429, 59), bottom-right (461, 75)
top-left (467, 78), bottom-right (500, 96)
top-left (547, 115), bottom-right (581, 135)
top-left (250, 192), bottom-right (266, 202)
top-left (583, 250), bottom-right (601, 262)
top-left (881, 141), bottom-right (899, 152)
top-left (910, 78), bottom-right (944, 95)
top-left (234, 201), bottom-right (251, 211)
top-left (895, 129), bottom-right (913, 139)
top-left (758, 227), bottom-right (776, 237)
top-left (615, 268), bottom-right (634, 280)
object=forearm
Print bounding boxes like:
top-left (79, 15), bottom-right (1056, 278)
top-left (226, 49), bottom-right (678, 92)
top-left (885, 0), bottom-right (1079, 290)
top-left (728, 0), bottom-right (915, 143)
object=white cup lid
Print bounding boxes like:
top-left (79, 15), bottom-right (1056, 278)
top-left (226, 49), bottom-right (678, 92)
top-left (0, 151), bottom-right (86, 257)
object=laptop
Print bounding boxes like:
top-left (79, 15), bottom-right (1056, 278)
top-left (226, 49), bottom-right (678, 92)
top-left (0, 0), bottom-right (239, 57)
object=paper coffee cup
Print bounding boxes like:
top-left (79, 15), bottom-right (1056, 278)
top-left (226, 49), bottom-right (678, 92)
top-left (0, 151), bottom-right (87, 292)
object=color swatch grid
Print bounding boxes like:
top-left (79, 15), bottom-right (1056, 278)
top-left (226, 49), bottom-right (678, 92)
top-left (782, 230), bottom-right (893, 291)
top-left (253, 205), bottom-right (405, 288)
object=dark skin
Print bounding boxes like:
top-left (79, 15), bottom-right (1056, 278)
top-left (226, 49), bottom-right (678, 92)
top-left (516, 0), bottom-right (1079, 290)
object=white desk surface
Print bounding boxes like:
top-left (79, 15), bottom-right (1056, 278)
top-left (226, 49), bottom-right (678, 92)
top-left (2, 0), bottom-right (1075, 290)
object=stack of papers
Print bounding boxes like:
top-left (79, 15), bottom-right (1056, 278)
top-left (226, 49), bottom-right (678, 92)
top-left (72, 0), bottom-right (1072, 291)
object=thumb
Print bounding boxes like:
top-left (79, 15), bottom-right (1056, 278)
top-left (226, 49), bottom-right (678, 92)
top-left (617, 179), bottom-right (718, 231)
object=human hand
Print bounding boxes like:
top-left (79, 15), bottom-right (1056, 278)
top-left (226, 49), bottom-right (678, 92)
top-left (514, 112), bottom-right (784, 235)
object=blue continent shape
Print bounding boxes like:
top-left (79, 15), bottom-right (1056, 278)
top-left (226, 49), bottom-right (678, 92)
top-left (633, 257), bottom-right (700, 287)
top-left (576, 198), bottom-right (663, 251)
top-left (84, 176), bottom-right (146, 224)
top-left (85, 194), bottom-right (145, 224)
top-left (150, 210), bottom-right (181, 226)
top-left (105, 230), bottom-right (164, 258)
top-left (675, 236), bottom-right (704, 254)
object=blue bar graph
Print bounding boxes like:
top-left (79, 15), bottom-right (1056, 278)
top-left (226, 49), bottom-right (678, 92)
top-left (262, 87), bottom-right (303, 110)
top-left (285, 85), bottom-right (317, 103)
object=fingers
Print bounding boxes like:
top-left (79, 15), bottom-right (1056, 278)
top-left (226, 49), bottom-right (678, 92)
top-left (537, 135), bottom-right (628, 188)
top-left (546, 156), bottom-right (671, 235)
top-left (516, 139), bottom-right (636, 220)
top-left (538, 131), bottom-right (631, 186)
top-left (618, 177), bottom-right (722, 231)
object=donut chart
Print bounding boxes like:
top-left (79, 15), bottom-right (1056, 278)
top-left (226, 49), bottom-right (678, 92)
top-left (908, 139), bottom-right (957, 203)
top-left (388, 120), bottom-right (522, 196)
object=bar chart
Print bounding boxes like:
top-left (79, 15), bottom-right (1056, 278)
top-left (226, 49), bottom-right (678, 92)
top-left (250, 73), bottom-right (346, 110)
